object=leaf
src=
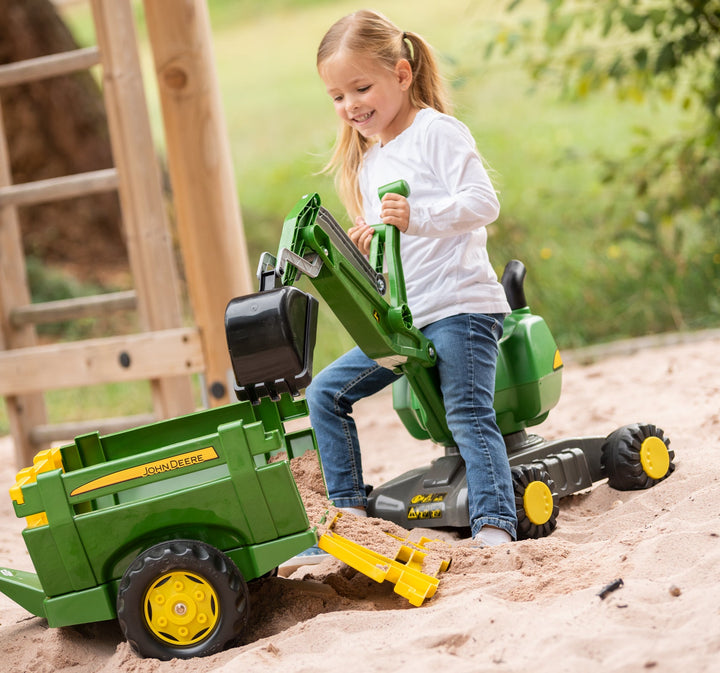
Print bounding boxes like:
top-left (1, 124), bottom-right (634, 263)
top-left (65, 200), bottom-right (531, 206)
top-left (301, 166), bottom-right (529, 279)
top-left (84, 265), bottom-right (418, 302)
top-left (648, 8), bottom-right (667, 30)
top-left (621, 9), bottom-right (646, 33)
top-left (602, 10), bottom-right (613, 37)
top-left (544, 14), bottom-right (574, 47)
top-left (581, 52), bottom-right (596, 74)
top-left (655, 41), bottom-right (677, 74)
top-left (633, 47), bottom-right (648, 71)
top-left (608, 55), bottom-right (626, 80)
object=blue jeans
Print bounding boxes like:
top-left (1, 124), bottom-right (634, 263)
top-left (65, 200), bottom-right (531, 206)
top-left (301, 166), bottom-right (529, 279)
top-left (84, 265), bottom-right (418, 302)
top-left (305, 313), bottom-right (517, 540)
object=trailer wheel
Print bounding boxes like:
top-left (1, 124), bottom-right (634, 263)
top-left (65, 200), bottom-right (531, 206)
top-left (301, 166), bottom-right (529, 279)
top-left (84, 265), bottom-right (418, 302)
top-left (117, 540), bottom-right (249, 660)
top-left (601, 423), bottom-right (674, 491)
top-left (512, 465), bottom-right (559, 540)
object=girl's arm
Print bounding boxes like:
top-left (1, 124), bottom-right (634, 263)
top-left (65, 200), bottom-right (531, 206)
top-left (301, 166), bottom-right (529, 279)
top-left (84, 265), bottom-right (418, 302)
top-left (405, 116), bottom-right (500, 238)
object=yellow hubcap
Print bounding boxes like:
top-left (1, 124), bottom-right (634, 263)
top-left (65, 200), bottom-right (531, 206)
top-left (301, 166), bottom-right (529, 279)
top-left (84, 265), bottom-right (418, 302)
top-left (523, 480), bottom-right (554, 526)
top-left (639, 436), bottom-right (670, 480)
top-left (144, 571), bottom-right (218, 646)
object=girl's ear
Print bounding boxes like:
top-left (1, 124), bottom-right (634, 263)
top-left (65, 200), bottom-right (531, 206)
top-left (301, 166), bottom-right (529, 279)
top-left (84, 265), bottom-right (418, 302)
top-left (395, 58), bottom-right (413, 90)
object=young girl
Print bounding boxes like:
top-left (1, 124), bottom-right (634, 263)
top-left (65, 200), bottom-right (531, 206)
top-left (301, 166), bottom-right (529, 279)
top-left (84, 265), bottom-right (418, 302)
top-left (307, 9), bottom-right (517, 547)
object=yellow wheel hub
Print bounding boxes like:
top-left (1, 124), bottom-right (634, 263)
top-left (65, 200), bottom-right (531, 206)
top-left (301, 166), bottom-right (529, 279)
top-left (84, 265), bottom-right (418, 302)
top-left (523, 481), bottom-right (554, 526)
top-left (639, 436), bottom-right (670, 480)
top-left (144, 571), bottom-right (219, 646)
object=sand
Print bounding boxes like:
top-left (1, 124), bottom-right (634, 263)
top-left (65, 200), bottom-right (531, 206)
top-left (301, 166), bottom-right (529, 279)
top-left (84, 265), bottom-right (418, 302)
top-left (1, 333), bottom-right (719, 672)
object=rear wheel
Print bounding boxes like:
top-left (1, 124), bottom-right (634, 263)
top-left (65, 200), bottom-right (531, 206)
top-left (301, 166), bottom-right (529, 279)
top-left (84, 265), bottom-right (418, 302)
top-left (512, 465), bottom-right (559, 540)
top-left (601, 423), bottom-right (674, 490)
top-left (117, 540), bottom-right (249, 660)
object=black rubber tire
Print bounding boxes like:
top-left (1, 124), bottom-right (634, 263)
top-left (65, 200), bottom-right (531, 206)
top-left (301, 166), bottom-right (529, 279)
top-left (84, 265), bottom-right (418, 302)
top-left (116, 540), bottom-right (249, 660)
top-left (601, 423), bottom-right (674, 490)
top-left (512, 465), bottom-right (559, 540)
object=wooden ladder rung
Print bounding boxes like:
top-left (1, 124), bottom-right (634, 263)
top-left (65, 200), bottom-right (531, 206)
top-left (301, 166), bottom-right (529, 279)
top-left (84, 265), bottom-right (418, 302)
top-left (10, 290), bottom-right (137, 328)
top-left (0, 327), bottom-right (204, 397)
top-left (30, 414), bottom-right (157, 446)
top-left (0, 168), bottom-right (119, 208)
top-left (0, 46), bottom-right (101, 89)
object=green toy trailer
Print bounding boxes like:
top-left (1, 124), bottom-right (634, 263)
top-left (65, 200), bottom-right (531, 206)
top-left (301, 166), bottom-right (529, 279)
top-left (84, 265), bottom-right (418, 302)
top-left (244, 181), bottom-right (675, 540)
top-left (4, 395), bottom-right (320, 660)
top-left (1, 264), bottom-right (452, 660)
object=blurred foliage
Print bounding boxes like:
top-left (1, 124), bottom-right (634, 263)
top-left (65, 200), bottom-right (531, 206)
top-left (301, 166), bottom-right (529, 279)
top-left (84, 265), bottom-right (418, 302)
top-left (487, 0), bottom-right (720, 331)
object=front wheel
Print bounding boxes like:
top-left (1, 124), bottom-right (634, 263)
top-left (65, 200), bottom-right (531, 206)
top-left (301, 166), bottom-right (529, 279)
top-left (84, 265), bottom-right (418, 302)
top-left (601, 423), bottom-right (674, 490)
top-left (117, 540), bottom-right (249, 660)
top-left (512, 465), bottom-right (559, 540)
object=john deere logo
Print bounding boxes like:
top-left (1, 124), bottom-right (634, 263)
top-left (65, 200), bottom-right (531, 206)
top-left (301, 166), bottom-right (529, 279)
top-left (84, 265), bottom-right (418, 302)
top-left (70, 447), bottom-right (219, 497)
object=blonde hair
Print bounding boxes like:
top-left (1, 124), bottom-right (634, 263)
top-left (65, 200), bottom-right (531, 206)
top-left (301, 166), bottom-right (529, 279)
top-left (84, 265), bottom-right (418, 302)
top-left (317, 10), bottom-right (451, 219)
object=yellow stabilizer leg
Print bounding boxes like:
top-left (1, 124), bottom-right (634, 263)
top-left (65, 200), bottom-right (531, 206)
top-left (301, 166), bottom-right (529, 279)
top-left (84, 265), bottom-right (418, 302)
top-left (317, 525), bottom-right (450, 607)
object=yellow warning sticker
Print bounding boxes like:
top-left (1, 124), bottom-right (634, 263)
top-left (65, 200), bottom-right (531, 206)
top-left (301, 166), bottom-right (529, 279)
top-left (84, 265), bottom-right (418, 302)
top-left (407, 503), bottom-right (444, 520)
top-left (407, 493), bottom-right (446, 520)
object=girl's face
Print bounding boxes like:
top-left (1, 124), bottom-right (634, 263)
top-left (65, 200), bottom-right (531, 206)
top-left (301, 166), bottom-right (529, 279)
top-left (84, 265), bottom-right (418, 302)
top-left (320, 50), bottom-right (415, 146)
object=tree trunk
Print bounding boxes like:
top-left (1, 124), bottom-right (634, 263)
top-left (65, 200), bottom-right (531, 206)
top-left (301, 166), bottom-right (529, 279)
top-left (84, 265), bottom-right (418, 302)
top-left (0, 0), bottom-right (128, 283)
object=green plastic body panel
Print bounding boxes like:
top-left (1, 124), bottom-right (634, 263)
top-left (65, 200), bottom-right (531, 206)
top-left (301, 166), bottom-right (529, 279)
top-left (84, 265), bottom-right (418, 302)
top-left (3, 395), bottom-right (321, 625)
top-left (494, 308), bottom-right (562, 435)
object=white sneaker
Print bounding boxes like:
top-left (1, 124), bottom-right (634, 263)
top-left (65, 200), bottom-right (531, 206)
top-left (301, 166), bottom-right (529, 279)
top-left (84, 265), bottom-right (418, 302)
top-left (279, 544), bottom-right (331, 573)
top-left (473, 526), bottom-right (512, 547)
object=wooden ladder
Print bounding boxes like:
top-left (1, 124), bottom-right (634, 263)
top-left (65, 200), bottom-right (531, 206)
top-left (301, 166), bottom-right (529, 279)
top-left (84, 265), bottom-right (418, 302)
top-left (0, 0), bottom-right (252, 467)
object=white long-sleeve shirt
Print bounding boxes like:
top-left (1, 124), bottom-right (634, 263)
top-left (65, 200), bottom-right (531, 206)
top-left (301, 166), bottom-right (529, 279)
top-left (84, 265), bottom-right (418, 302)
top-left (358, 107), bottom-right (510, 328)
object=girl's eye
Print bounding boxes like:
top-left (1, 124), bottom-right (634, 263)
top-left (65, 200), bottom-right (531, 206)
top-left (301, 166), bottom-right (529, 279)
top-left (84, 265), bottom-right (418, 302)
top-left (358, 85), bottom-right (371, 93)
top-left (333, 95), bottom-right (343, 102)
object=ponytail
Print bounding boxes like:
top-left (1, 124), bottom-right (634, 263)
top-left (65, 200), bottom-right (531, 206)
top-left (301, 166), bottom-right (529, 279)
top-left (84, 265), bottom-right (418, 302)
top-left (401, 30), bottom-right (451, 116)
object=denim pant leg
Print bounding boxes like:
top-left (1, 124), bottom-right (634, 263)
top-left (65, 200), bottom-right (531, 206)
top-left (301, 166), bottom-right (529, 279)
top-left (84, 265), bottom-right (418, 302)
top-left (422, 314), bottom-right (518, 540)
top-left (305, 347), bottom-right (399, 508)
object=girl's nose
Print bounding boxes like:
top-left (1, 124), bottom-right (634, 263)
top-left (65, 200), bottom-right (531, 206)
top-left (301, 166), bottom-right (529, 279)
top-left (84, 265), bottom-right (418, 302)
top-left (345, 95), bottom-right (358, 114)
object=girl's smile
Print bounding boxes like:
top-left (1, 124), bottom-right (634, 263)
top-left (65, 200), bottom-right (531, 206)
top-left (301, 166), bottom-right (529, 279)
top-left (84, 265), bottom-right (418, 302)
top-left (320, 50), bottom-right (416, 146)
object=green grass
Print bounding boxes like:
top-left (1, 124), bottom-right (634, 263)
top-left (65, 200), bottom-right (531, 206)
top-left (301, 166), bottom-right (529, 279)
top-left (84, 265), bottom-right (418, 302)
top-left (2, 1), bottom-right (710, 438)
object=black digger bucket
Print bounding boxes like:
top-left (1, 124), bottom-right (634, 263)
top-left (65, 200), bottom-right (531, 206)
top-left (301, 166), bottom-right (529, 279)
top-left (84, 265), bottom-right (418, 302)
top-left (225, 286), bottom-right (318, 403)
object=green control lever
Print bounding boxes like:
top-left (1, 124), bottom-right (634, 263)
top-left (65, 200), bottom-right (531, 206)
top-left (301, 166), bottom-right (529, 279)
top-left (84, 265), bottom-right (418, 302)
top-left (369, 180), bottom-right (411, 313)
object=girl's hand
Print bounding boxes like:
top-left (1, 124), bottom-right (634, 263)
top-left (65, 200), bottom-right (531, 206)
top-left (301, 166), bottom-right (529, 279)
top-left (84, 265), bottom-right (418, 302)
top-left (348, 216), bottom-right (374, 254)
top-left (380, 193), bottom-right (410, 232)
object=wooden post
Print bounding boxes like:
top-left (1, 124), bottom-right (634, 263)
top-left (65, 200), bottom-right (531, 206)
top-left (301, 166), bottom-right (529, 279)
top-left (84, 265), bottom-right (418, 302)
top-left (142, 0), bottom-right (253, 406)
top-left (0, 101), bottom-right (48, 466)
top-left (90, 0), bottom-right (196, 418)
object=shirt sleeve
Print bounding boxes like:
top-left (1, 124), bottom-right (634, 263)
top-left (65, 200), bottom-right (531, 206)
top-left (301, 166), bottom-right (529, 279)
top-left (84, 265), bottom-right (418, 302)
top-left (405, 115), bottom-right (500, 238)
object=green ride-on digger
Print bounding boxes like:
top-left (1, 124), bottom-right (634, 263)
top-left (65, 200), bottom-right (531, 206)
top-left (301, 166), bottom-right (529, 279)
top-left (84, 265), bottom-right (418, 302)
top-left (0, 182), bottom-right (674, 661)
top-left (228, 179), bottom-right (675, 540)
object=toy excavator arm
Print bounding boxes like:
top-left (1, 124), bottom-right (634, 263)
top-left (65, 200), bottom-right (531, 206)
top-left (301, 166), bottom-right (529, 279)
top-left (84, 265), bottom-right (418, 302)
top-left (270, 190), bottom-right (434, 368)
top-left (226, 184), bottom-right (455, 445)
